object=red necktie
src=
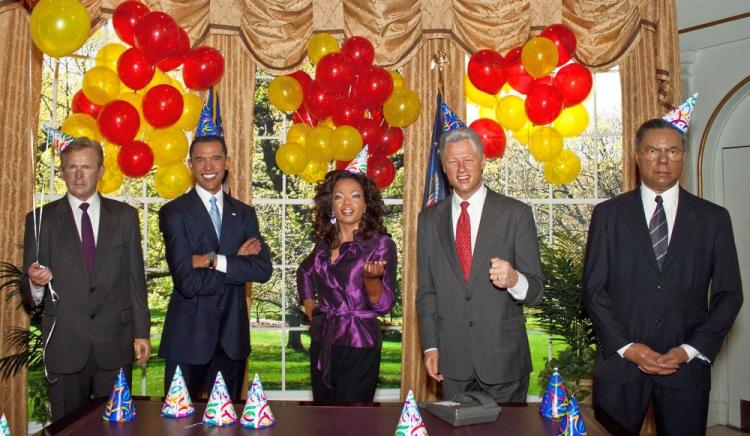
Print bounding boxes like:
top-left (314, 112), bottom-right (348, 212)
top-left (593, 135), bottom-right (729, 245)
top-left (455, 201), bottom-right (472, 282)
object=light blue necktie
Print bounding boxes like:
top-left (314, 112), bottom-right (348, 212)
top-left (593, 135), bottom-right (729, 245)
top-left (209, 196), bottom-right (221, 239)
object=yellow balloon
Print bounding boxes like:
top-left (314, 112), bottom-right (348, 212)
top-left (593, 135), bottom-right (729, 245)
top-left (96, 43), bottom-right (127, 72)
top-left (97, 165), bottom-right (124, 194)
top-left (496, 95), bottom-right (528, 131)
top-left (102, 141), bottom-right (119, 166)
top-left (287, 123), bottom-right (311, 148)
top-left (553, 104), bottom-right (589, 138)
top-left (529, 126), bottom-right (564, 162)
top-left (82, 67), bottom-right (121, 105)
top-left (512, 121), bottom-right (538, 145)
top-left (30, 0), bottom-right (91, 58)
top-left (300, 159), bottom-right (329, 184)
top-left (479, 105), bottom-right (497, 121)
top-left (148, 128), bottom-right (188, 166)
top-left (464, 75), bottom-right (496, 108)
top-left (307, 33), bottom-right (340, 64)
top-left (306, 126), bottom-right (334, 161)
top-left (383, 88), bottom-right (421, 128)
top-left (268, 76), bottom-right (304, 113)
top-left (175, 93), bottom-right (202, 131)
top-left (142, 69), bottom-right (171, 94)
top-left (169, 76), bottom-right (186, 94)
top-left (320, 117), bottom-right (336, 129)
top-left (330, 126), bottom-right (363, 161)
top-left (521, 37), bottom-right (559, 79)
top-left (546, 149), bottom-right (581, 184)
top-left (275, 142), bottom-right (310, 175)
top-left (389, 70), bottom-right (405, 89)
top-left (61, 113), bottom-right (100, 141)
top-left (154, 163), bottom-right (193, 199)
top-left (543, 163), bottom-right (562, 185)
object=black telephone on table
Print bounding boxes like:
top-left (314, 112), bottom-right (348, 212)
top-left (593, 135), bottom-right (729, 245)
top-left (421, 391), bottom-right (501, 427)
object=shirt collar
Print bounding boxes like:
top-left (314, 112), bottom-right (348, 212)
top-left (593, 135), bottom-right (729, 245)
top-left (195, 184), bottom-right (224, 207)
top-left (451, 184), bottom-right (487, 209)
top-left (67, 192), bottom-right (100, 211)
top-left (640, 182), bottom-right (679, 207)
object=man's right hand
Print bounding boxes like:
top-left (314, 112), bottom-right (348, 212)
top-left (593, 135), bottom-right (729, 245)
top-left (237, 238), bottom-right (261, 256)
top-left (623, 342), bottom-right (679, 376)
top-left (28, 262), bottom-right (52, 287)
top-left (424, 349), bottom-right (445, 382)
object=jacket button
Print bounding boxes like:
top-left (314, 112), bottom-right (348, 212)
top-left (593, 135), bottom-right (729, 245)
top-left (89, 286), bottom-right (95, 293)
top-left (468, 321), bottom-right (475, 327)
top-left (90, 314), bottom-right (95, 320)
top-left (657, 285), bottom-right (663, 291)
top-left (465, 295), bottom-right (472, 301)
top-left (655, 319), bottom-right (661, 326)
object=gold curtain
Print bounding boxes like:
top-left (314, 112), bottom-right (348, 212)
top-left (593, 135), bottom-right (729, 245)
top-left (0, 3), bottom-right (41, 435)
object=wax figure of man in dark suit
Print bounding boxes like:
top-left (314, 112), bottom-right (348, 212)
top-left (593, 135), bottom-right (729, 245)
top-left (417, 128), bottom-right (544, 401)
top-left (159, 135), bottom-right (272, 401)
top-left (21, 138), bottom-right (151, 421)
top-left (583, 118), bottom-right (743, 435)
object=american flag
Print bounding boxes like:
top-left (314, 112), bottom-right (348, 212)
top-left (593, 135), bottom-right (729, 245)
top-left (421, 93), bottom-right (465, 209)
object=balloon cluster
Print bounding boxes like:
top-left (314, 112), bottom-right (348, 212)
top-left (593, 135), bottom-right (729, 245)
top-left (58, 1), bottom-right (225, 198)
top-left (268, 33), bottom-right (422, 189)
top-left (466, 24), bottom-right (591, 184)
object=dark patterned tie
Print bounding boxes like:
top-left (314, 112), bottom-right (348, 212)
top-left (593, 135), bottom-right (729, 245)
top-left (79, 202), bottom-right (95, 274)
top-left (455, 201), bottom-right (472, 282)
top-left (649, 195), bottom-right (668, 270)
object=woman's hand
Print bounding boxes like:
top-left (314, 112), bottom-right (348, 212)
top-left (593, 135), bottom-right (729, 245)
top-left (363, 260), bottom-right (386, 279)
top-left (303, 298), bottom-right (317, 321)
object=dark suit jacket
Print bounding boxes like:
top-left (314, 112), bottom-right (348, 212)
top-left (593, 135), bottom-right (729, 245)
top-left (583, 188), bottom-right (743, 391)
top-left (158, 189), bottom-right (272, 365)
top-left (21, 195), bottom-right (150, 374)
top-left (416, 188), bottom-right (544, 384)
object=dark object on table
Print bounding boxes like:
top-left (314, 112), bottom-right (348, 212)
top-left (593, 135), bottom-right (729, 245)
top-left (422, 391), bottom-right (501, 427)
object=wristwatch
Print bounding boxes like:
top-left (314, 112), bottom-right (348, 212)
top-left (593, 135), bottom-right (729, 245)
top-left (207, 252), bottom-right (217, 269)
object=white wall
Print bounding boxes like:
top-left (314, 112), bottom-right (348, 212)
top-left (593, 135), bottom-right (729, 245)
top-left (677, 2), bottom-right (750, 428)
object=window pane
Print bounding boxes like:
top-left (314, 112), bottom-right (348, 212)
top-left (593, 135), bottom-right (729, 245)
top-left (248, 330), bottom-right (283, 390)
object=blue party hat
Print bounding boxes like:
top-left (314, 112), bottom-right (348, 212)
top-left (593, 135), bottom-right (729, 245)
top-left (345, 145), bottom-right (368, 174)
top-left (539, 367), bottom-right (569, 420)
top-left (102, 368), bottom-right (136, 422)
top-left (195, 87), bottom-right (223, 137)
top-left (662, 93), bottom-right (698, 134)
top-left (440, 101), bottom-right (466, 132)
top-left (557, 394), bottom-right (587, 435)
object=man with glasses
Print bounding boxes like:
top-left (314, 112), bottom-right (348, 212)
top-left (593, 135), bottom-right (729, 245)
top-left (583, 118), bottom-right (743, 435)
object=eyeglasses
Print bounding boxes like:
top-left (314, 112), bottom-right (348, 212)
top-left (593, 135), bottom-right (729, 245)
top-left (639, 146), bottom-right (685, 162)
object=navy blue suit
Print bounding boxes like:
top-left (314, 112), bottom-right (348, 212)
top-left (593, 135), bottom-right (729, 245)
top-left (159, 189), bottom-right (272, 399)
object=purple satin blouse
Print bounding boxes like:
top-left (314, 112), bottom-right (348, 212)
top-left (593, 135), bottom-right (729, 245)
top-left (296, 232), bottom-right (397, 350)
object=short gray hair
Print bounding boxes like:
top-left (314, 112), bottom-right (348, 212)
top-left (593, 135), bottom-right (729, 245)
top-left (438, 128), bottom-right (483, 159)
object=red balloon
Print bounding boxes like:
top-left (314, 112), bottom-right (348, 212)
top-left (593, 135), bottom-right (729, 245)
top-left (303, 80), bottom-right (336, 120)
top-left (530, 75), bottom-right (552, 88)
top-left (293, 106), bottom-right (317, 126)
top-left (469, 118), bottom-right (506, 159)
top-left (374, 126), bottom-right (404, 156)
top-left (369, 108), bottom-right (384, 124)
top-left (72, 90), bottom-right (102, 119)
top-left (289, 70), bottom-right (313, 92)
top-left (97, 100), bottom-right (140, 145)
top-left (133, 12), bottom-right (179, 64)
top-left (540, 24), bottom-right (577, 66)
top-left (467, 49), bottom-right (506, 95)
top-left (332, 100), bottom-right (365, 127)
top-left (367, 154), bottom-right (396, 189)
top-left (316, 53), bottom-right (356, 96)
top-left (351, 67), bottom-right (393, 109)
top-left (117, 47), bottom-right (155, 90)
top-left (525, 83), bottom-right (564, 125)
top-left (335, 160), bottom-right (350, 170)
top-left (182, 46), bottom-right (225, 91)
top-left (118, 140), bottom-right (154, 178)
top-left (505, 46), bottom-right (534, 94)
top-left (552, 63), bottom-right (593, 107)
top-left (356, 118), bottom-right (384, 147)
top-left (142, 84), bottom-right (184, 128)
top-left (341, 36), bottom-right (375, 68)
top-left (157, 27), bottom-right (190, 72)
top-left (112, 1), bottom-right (150, 46)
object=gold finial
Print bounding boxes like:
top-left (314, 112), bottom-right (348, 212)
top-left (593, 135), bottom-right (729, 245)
top-left (431, 51), bottom-right (448, 96)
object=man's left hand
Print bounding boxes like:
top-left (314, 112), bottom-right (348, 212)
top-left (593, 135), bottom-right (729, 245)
top-left (655, 346), bottom-right (689, 372)
top-left (489, 258), bottom-right (518, 288)
top-left (134, 338), bottom-right (151, 366)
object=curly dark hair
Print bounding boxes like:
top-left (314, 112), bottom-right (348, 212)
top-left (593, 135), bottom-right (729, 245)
top-left (312, 170), bottom-right (386, 249)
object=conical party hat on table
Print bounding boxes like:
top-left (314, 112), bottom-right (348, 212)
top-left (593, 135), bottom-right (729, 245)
top-left (539, 367), bottom-right (569, 420)
top-left (662, 93), bottom-right (698, 134)
top-left (0, 414), bottom-right (11, 436)
top-left (557, 394), bottom-right (587, 436)
top-left (202, 371), bottom-right (237, 426)
top-left (102, 368), bottom-right (136, 422)
top-left (395, 390), bottom-right (428, 436)
top-left (161, 365), bottom-right (194, 418)
top-left (345, 145), bottom-right (368, 174)
top-left (240, 374), bottom-right (276, 429)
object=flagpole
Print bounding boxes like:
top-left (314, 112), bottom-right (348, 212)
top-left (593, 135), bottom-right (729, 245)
top-left (430, 51), bottom-right (447, 97)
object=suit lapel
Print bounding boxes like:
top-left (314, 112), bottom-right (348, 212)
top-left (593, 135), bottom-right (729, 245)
top-left (661, 188), bottom-right (698, 272)
top-left (468, 190), bottom-right (505, 285)
top-left (52, 197), bottom-right (90, 279)
top-left (219, 194), bottom-right (239, 252)
top-left (621, 189), bottom-right (661, 272)
top-left (436, 198), bottom-right (465, 282)
top-left (188, 189), bottom-right (220, 249)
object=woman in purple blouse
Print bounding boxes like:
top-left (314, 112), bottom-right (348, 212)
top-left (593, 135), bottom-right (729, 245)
top-left (297, 170), bottom-right (397, 402)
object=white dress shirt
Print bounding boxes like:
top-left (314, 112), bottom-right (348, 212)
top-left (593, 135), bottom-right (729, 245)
top-left (617, 183), bottom-right (707, 363)
top-left (194, 185), bottom-right (228, 273)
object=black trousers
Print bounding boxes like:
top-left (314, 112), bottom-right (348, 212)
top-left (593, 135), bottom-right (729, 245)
top-left (442, 372), bottom-right (529, 402)
top-left (165, 342), bottom-right (246, 402)
top-left (310, 342), bottom-right (381, 402)
top-left (48, 350), bottom-right (132, 422)
top-left (593, 377), bottom-right (709, 436)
